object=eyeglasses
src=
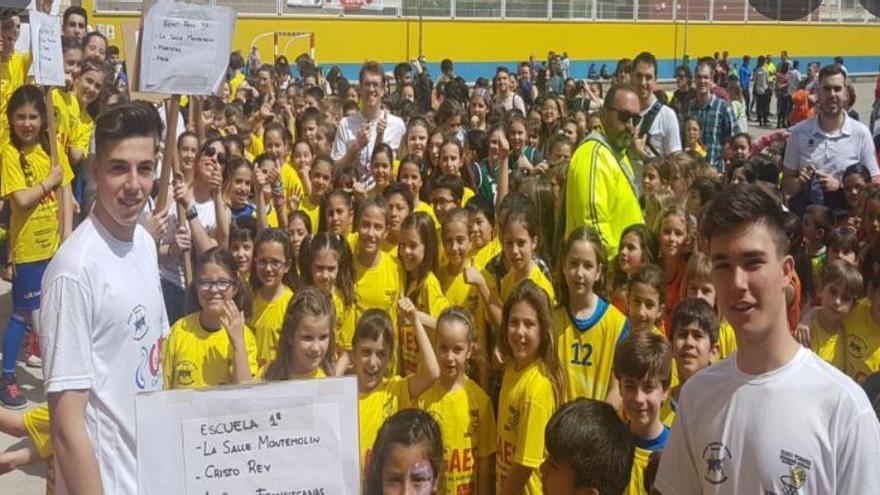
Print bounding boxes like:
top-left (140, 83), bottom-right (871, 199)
top-left (612, 109), bottom-right (642, 127)
top-left (196, 278), bottom-right (235, 292)
top-left (256, 258), bottom-right (286, 270)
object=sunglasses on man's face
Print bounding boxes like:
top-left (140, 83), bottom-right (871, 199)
top-left (611, 109), bottom-right (641, 127)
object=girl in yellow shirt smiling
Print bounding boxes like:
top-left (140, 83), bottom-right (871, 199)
top-left (248, 229), bottom-right (297, 367)
top-left (496, 280), bottom-right (563, 495)
top-left (298, 233), bottom-right (356, 373)
top-left (319, 188), bottom-right (355, 237)
top-left (0, 85), bottom-right (74, 409)
top-left (355, 307), bottom-right (438, 471)
top-left (414, 308), bottom-right (497, 495)
top-left (262, 287), bottom-right (335, 381)
top-left (163, 247), bottom-right (257, 390)
top-left (398, 212), bottom-right (449, 375)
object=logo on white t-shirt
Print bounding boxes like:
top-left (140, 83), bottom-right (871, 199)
top-left (128, 304), bottom-right (149, 341)
top-left (702, 442), bottom-right (732, 485)
top-left (778, 449), bottom-right (811, 495)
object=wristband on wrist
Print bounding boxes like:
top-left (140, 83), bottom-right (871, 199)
top-left (186, 204), bottom-right (199, 221)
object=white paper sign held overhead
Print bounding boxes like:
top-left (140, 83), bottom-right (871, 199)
top-left (29, 11), bottom-right (65, 87)
top-left (139, 0), bottom-right (235, 95)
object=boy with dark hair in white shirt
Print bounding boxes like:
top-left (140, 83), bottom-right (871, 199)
top-left (40, 102), bottom-right (169, 495)
top-left (654, 184), bottom-right (880, 494)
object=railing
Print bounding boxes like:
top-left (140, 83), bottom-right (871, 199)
top-left (94, 0), bottom-right (880, 23)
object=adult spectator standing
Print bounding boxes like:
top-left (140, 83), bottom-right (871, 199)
top-left (654, 184), bottom-right (880, 494)
top-left (631, 52), bottom-right (681, 158)
top-left (766, 54), bottom-right (777, 109)
top-left (564, 84), bottom-right (644, 254)
top-left (871, 65), bottom-right (880, 134)
top-left (670, 65), bottom-right (696, 123)
top-left (61, 6), bottom-right (87, 43)
top-left (685, 59), bottom-right (740, 171)
top-left (40, 103), bottom-right (169, 494)
top-left (753, 56), bottom-right (771, 127)
top-left (782, 65), bottom-right (879, 210)
top-left (738, 55), bottom-right (752, 121)
top-left (786, 60), bottom-right (801, 122)
top-left (805, 61), bottom-right (821, 99)
top-left (517, 62), bottom-right (539, 108)
top-left (332, 61), bottom-right (406, 188)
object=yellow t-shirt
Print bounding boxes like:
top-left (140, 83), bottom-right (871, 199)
top-left (162, 312), bottom-right (259, 389)
top-left (496, 361), bottom-right (555, 495)
top-left (438, 263), bottom-right (488, 363)
top-left (660, 398), bottom-right (677, 428)
top-left (332, 289), bottom-right (357, 351)
top-left (718, 320), bottom-right (738, 359)
top-left (499, 263), bottom-right (556, 306)
top-left (1, 142), bottom-right (74, 264)
top-left (229, 72), bottom-right (245, 102)
top-left (248, 286), bottom-right (295, 367)
top-left (248, 130), bottom-right (265, 158)
top-left (380, 238), bottom-right (399, 258)
top-left (300, 196), bottom-right (321, 234)
top-left (282, 158), bottom-right (305, 203)
top-left (414, 201), bottom-right (439, 229)
top-left (358, 376), bottom-right (412, 470)
top-left (415, 379), bottom-right (497, 495)
top-left (354, 250), bottom-right (402, 325)
top-left (472, 237), bottom-right (501, 270)
top-left (625, 427), bottom-right (670, 495)
top-left (842, 298), bottom-right (880, 383)
top-left (400, 272), bottom-right (449, 375)
top-left (555, 300), bottom-right (629, 403)
top-left (23, 403), bottom-right (52, 459)
top-left (810, 312), bottom-right (845, 370)
top-left (0, 51), bottom-right (32, 145)
top-left (51, 89), bottom-right (80, 155)
top-left (71, 104), bottom-right (95, 157)
top-left (462, 186), bottom-right (475, 206)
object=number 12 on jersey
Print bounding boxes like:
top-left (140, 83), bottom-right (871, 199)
top-left (570, 342), bottom-right (593, 366)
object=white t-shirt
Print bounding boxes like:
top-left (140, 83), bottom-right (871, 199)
top-left (640, 97), bottom-right (683, 157)
top-left (40, 214), bottom-right (169, 495)
top-left (655, 347), bottom-right (880, 495)
top-left (783, 115), bottom-right (879, 180)
top-left (331, 110), bottom-right (405, 187)
top-left (158, 197), bottom-right (217, 288)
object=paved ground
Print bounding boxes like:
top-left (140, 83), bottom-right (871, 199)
top-left (0, 79), bottom-right (877, 494)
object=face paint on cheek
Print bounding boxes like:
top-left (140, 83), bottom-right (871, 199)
top-left (408, 462), bottom-right (435, 494)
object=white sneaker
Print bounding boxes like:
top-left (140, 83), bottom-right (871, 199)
top-left (26, 354), bottom-right (42, 368)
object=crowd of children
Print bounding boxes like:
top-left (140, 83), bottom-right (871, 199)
top-left (0, 5), bottom-right (878, 494)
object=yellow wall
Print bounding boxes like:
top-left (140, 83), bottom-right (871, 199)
top-left (87, 4), bottom-right (880, 67)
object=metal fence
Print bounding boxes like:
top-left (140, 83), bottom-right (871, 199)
top-left (95, 0), bottom-right (880, 23)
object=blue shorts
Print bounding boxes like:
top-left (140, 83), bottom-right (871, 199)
top-left (12, 260), bottom-right (49, 312)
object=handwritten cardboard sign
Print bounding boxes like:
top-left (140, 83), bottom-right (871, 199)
top-left (138, 0), bottom-right (235, 95)
top-left (29, 11), bottom-right (64, 86)
top-left (136, 377), bottom-right (360, 494)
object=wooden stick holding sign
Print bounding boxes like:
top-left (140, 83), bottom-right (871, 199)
top-left (154, 95), bottom-right (179, 213)
top-left (155, 95), bottom-right (193, 285)
top-left (43, 88), bottom-right (72, 240)
top-left (30, 10), bottom-right (72, 240)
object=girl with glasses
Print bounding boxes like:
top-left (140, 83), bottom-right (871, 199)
top-left (163, 247), bottom-right (257, 389)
